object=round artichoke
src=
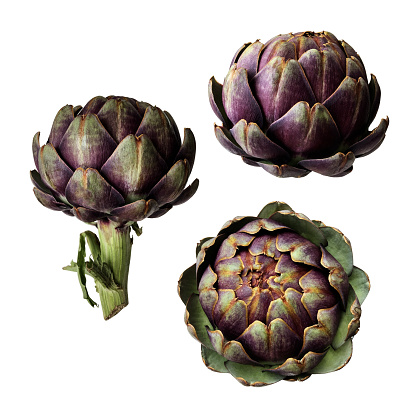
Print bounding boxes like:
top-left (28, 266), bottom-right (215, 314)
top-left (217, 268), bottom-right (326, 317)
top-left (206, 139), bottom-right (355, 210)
top-left (209, 31), bottom-right (389, 177)
top-left (31, 95), bottom-right (198, 319)
top-left (31, 95), bottom-right (198, 223)
top-left (178, 202), bottom-right (369, 386)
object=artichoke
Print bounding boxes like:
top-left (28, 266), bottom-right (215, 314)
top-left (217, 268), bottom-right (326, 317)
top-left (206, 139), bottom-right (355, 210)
top-left (31, 95), bottom-right (198, 319)
top-left (209, 31), bottom-right (389, 177)
top-left (178, 202), bottom-right (369, 386)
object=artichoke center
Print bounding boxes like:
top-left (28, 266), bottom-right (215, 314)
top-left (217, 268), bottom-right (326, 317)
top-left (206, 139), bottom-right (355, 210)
top-left (248, 271), bottom-right (267, 289)
top-left (235, 249), bottom-right (283, 303)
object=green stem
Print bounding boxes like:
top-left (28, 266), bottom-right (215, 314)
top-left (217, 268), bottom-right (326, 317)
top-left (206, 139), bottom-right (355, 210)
top-left (96, 219), bottom-right (133, 320)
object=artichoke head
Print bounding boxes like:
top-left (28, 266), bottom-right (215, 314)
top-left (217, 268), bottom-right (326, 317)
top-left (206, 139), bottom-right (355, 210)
top-left (178, 202), bottom-right (370, 386)
top-left (31, 95), bottom-right (199, 225)
top-left (209, 31), bottom-right (388, 177)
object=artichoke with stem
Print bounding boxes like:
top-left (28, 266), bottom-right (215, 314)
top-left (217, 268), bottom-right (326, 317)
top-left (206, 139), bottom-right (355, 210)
top-left (31, 95), bottom-right (198, 320)
top-left (179, 202), bottom-right (369, 386)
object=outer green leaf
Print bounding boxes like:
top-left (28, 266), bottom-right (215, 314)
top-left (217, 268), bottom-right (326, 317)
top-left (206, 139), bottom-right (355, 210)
top-left (349, 266), bottom-right (370, 304)
top-left (332, 286), bottom-right (360, 349)
top-left (309, 338), bottom-right (353, 374)
top-left (62, 230), bottom-right (119, 308)
top-left (75, 232), bottom-right (98, 307)
top-left (319, 226), bottom-right (353, 275)
top-left (201, 345), bottom-right (228, 373)
top-left (225, 361), bottom-right (285, 386)
top-left (257, 201), bottom-right (293, 218)
top-left (269, 211), bottom-right (327, 247)
top-left (82, 230), bottom-right (101, 262)
top-left (185, 294), bottom-right (213, 348)
top-left (178, 263), bottom-right (198, 305)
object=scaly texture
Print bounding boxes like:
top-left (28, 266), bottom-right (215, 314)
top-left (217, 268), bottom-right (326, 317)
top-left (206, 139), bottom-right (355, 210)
top-left (31, 96), bottom-right (198, 319)
top-left (178, 202), bottom-right (370, 386)
top-left (209, 31), bottom-right (388, 177)
top-left (31, 95), bottom-right (198, 224)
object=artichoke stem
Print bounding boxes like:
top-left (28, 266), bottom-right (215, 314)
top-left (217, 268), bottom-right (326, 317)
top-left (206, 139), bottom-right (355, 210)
top-left (96, 219), bottom-right (133, 320)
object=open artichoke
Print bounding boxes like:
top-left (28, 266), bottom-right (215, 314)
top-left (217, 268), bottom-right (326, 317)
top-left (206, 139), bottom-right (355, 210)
top-left (209, 31), bottom-right (388, 177)
top-left (178, 202), bottom-right (369, 386)
top-left (31, 95), bottom-right (198, 319)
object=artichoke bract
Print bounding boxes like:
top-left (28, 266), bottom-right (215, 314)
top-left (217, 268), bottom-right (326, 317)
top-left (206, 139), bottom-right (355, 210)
top-left (209, 31), bottom-right (389, 177)
top-left (31, 95), bottom-right (198, 319)
top-left (178, 202), bottom-right (369, 386)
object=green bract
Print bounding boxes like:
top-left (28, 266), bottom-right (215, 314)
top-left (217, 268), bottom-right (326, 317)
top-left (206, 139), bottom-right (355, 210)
top-left (178, 202), bottom-right (369, 386)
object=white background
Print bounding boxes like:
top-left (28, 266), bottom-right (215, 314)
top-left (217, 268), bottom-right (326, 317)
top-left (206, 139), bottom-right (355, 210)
top-left (1, 0), bottom-right (413, 414)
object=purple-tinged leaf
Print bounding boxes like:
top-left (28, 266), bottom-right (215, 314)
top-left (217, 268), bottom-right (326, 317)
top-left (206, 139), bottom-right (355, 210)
top-left (175, 128), bottom-right (196, 169)
top-left (30, 170), bottom-right (50, 194)
top-left (222, 65), bottom-right (263, 127)
top-left (136, 106), bottom-right (180, 164)
top-left (299, 304), bottom-right (341, 356)
top-left (340, 40), bottom-right (366, 80)
top-left (148, 159), bottom-right (189, 206)
top-left (38, 143), bottom-right (74, 197)
top-left (230, 120), bottom-right (289, 163)
top-left (267, 101), bottom-right (309, 154)
top-left (48, 105), bottom-right (75, 148)
top-left (236, 40), bottom-right (263, 79)
top-left (32, 132), bottom-right (40, 171)
top-left (346, 57), bottom-right (366, 81)
top-left (58, 114), bottom-right (117, 170)
top-left (368, 74), bottom-right (381, 127)
top-left (65, 168), bottom-right (125, 213)
top-left (110, 198), bottom-right (159, 222)
top-left (148, 204), bottom-right (172, 218)
top-left (208, 77), bottom-right (228, 125)
top-left (251, 56), bottom-right (285, 126)
top-left (257, 161), bottom-right (310, 178)
top-left (299, 49), bottom-right (344, 102)
top-left (267, 319), bottom-right (303, 362)
top-left (247, 290), bottom-right (274, 325)
top-left (97, 97), bottom-right (143, 143)
top-left (214, 290), bottom-right (248, 339)
top-left (78, 96), bottom-right (107, 115)
top-left (100, 134), bottom-right (168, 203)
top-left (300, 270), bottom-right (338, 320)
top-left (33, 187), bottom-right (69, 211)
top-left (323, 77), bottom-right (370, 140)
top-left (214, 125), bottom-right (247, 156)
top-left (273, 59), bottom-right (317, 121)
top-left (299, 152), bottom-right (355, 176)
top-left (276, 231), bottom-right (322, 269)
top-left (349, 117), bottom-right (388, 157)
top-left (266, 350), bottom-right (326, 376)
top-left (258, 39), bottom-right (296, 71)
top-left (72, 206), bottom-right (107, 223)
top-left (170, 178), bottom-right (199, 206)
top-left (296, 35), bottom-right (320, 58)
top-left (230, 42), bottom-right (251, 67)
